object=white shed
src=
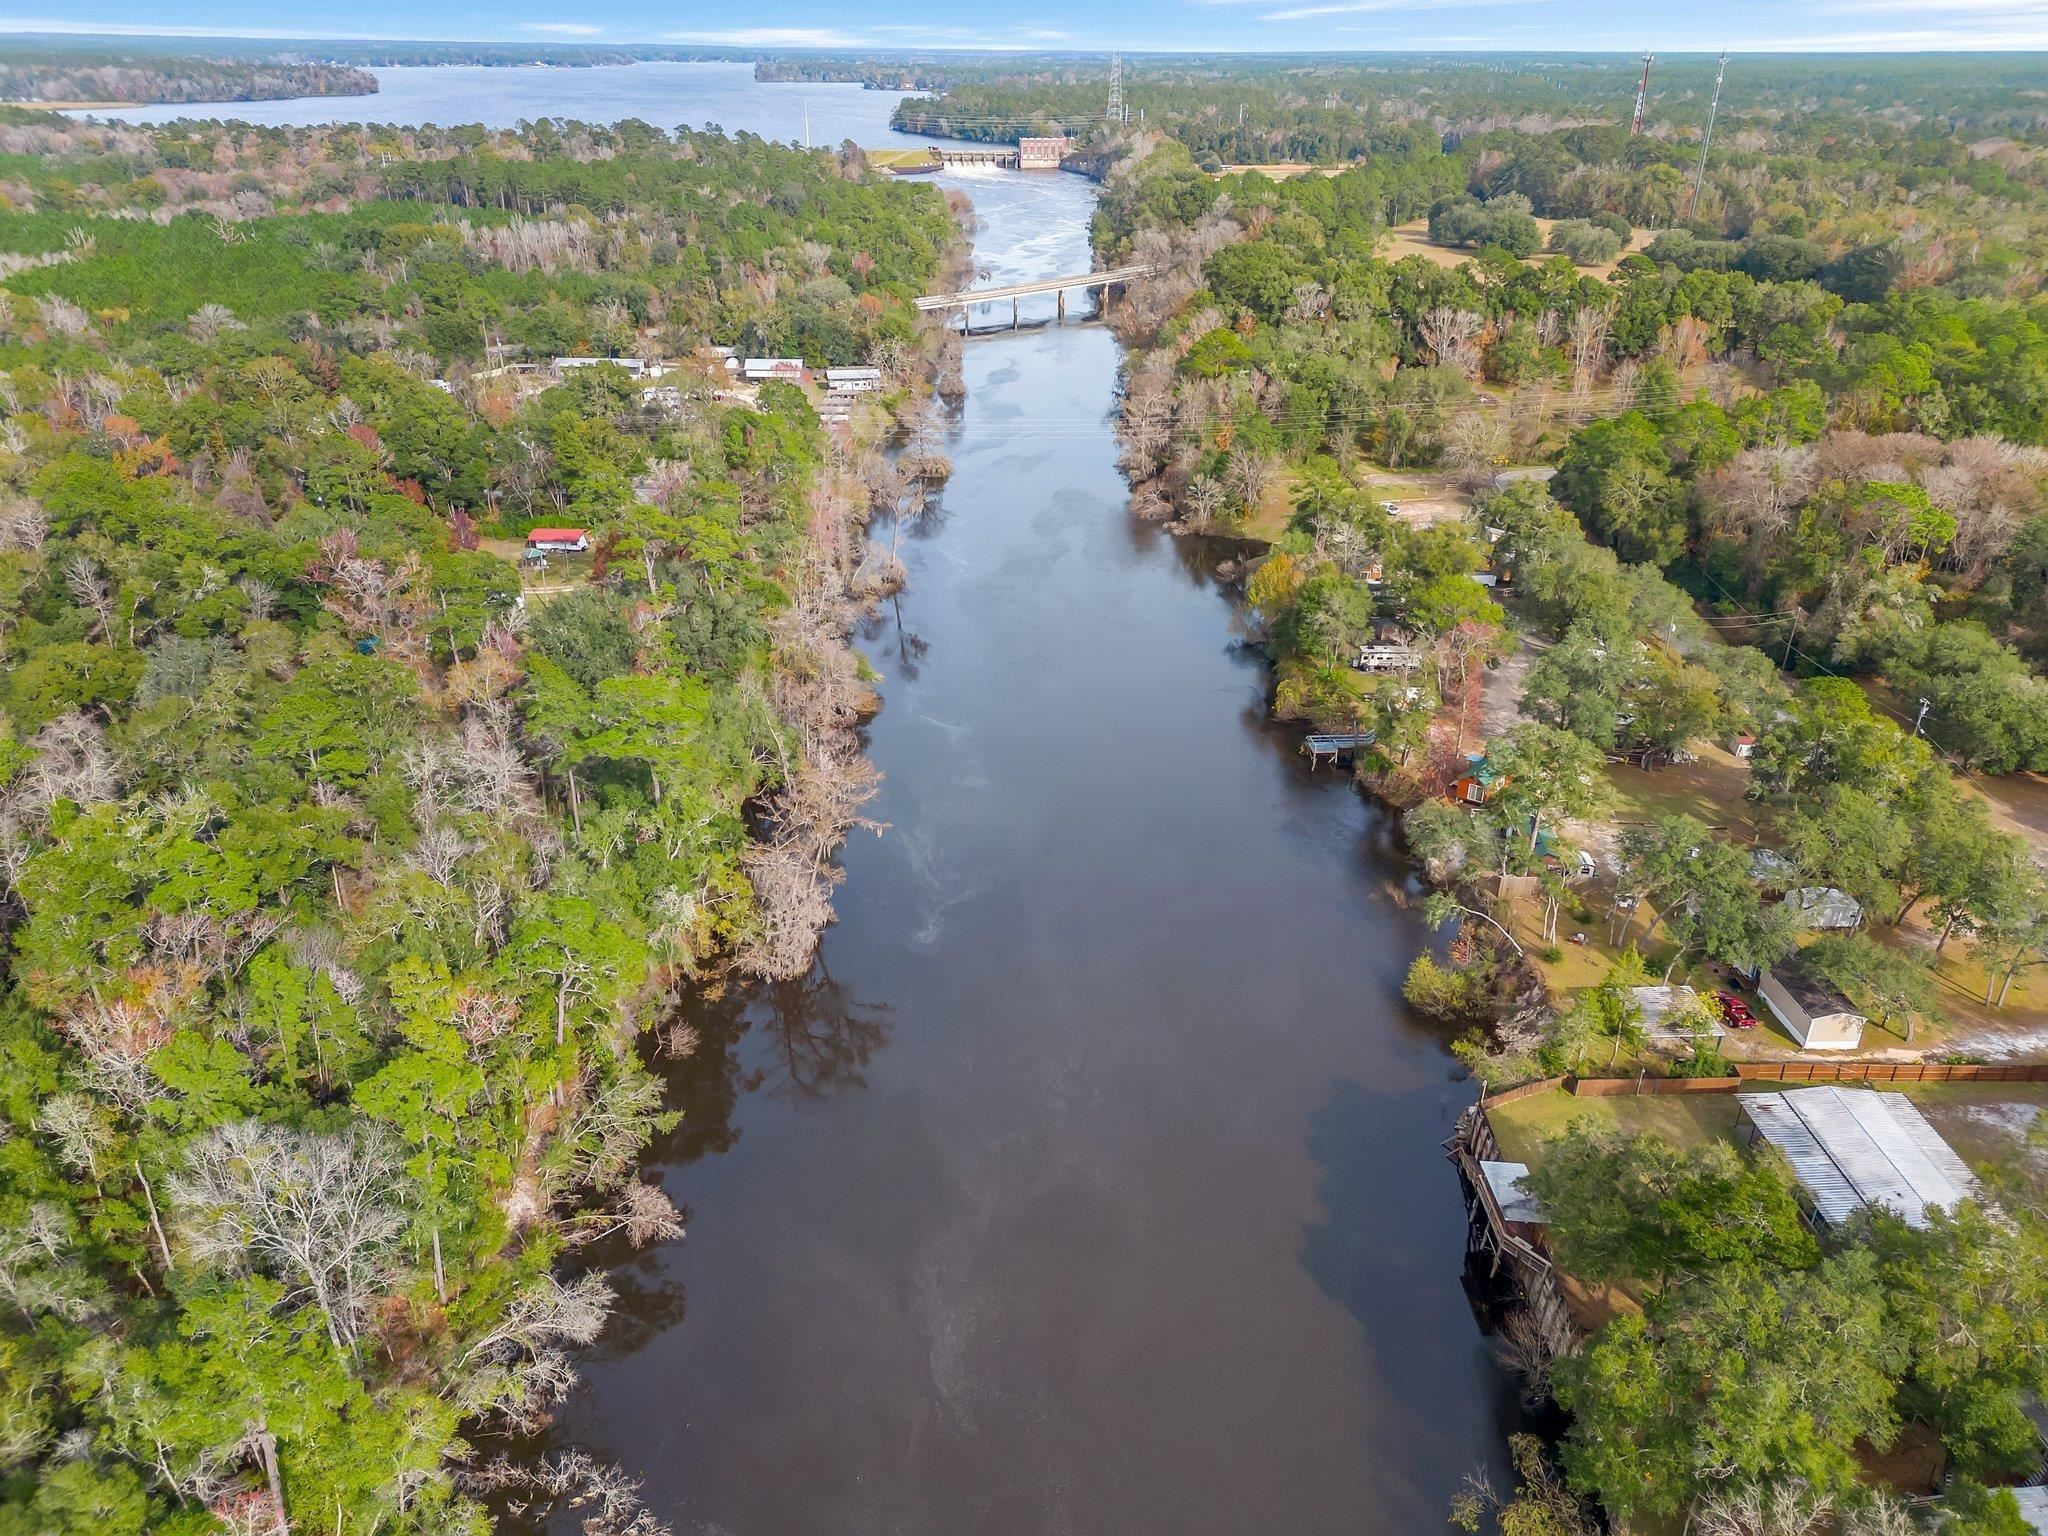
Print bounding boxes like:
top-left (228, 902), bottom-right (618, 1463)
top-left (1757, 962), bottom-right (1866, 1051)
top-left (1739, 1087), bottom-right (1978, 1230)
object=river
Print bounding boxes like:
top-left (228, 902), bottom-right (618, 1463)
top-left (527, 164), bottom-right (1522, 1535)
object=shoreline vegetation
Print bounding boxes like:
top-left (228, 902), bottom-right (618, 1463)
top-left (0, 107), bottom-right (966, 1535)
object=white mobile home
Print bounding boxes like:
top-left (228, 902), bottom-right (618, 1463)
top-left (1757, 963), bottom-right (1866, 1051)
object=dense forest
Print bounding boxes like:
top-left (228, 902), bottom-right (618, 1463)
top-left (0, 107), bottom-right (955, 1536)
top-left (0, 53), bottom-right (376, 106)
top-left (891, 52), bottom-right (2048, 160)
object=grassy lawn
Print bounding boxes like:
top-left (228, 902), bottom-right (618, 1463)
top-left (864, 147), bottom-right (940, 169)
top-left (1381, 217), bottom-right (1652, 279)
top-left (1240, 469), bottom-right (1300, 543)
top-left (1603, 744), bottom-right (1761, 837)
top-left (478, 536), bottom-right (593, 607)
top-left (1486, 1085), bottom-right (1747, 1165)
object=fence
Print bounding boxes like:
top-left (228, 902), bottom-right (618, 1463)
top-left (1733, 1061), bottom-right (2048, 1085)
top-left (1481, 1061), bottom-right (2048, 1107)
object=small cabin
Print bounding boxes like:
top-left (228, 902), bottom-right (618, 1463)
top-left (1731, 731), bottom-right (1757, 759)
top-left (824, 367), bottom-right (882, 394)
top-left (1451, 754), bottom-right (1507, 806)
top-left (1757, 962), bottom-right (1866, 1051)
top-left (525, 527), bottom-right (589, 555)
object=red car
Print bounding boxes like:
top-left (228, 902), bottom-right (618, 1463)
top-left (1715, 990), bottom-right (1757, 1028)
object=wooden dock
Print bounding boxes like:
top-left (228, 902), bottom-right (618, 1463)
top-left (1447, 1104), bottom-right (1579, 1368)
top-left (1302, 731), bottom-right (1373, 768)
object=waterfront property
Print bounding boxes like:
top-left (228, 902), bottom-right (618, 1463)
top-left (1739, 1087), bottom-right (1979, 1230)
top-left (1451, 754), bottom-right (1508, 806)
top-left (1758, 962), bottom-right (1868, 1050)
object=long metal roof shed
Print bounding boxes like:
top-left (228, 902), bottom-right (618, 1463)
top-left (1741, 1087), bottom-right (1979, 1230)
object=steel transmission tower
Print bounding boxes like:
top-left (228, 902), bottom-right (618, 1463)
top-left (1108, 52), bottom-right (1126, 125)
top-left (1630, 50), bottom-right (1654, 135)
top-left (1683, 50), bottom-right (1730, 221)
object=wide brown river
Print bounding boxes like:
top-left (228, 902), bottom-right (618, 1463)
top-left (541, 166), bottom-right (1519, 1535)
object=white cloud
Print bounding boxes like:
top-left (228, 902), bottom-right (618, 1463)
top-left (517, 21), bottom-right (604, 34)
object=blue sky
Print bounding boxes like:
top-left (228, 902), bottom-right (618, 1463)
top-left (5, 0), bottom-right (2048, 53)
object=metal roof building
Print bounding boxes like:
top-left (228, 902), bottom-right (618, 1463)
top-left (1740, 1087), bottom-right (1979, 1230)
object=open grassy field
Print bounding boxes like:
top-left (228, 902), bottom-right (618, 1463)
top-left (1486, 1086), bottom-right (1747, 1164)
top-left (864, 147), bottom-right (940, 170)
top-left (1382, 217), bottom-right (1653, 279)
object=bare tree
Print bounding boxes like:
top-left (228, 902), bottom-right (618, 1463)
top-left (1566, 304), bottom-right (1611, 401)
top-left (171, 1120), bottom-right (404, 1355)
top-left (1693, 1481), bottom-right (1835, 1536)
top-left (465, 1451), bottom-right (671, 1536)
top-left (1228, 443), bottom-right (1278, 512)
top-left (1418, 306), bottom-right (1485, 377)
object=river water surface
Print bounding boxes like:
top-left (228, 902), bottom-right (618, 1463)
top-left (537, 165), bottom-right (1520, 1534)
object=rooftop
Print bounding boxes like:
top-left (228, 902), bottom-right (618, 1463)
top-left (1480, 1160), bottom-right (1544, 1226)
top-left (1783, 886), bottom-right (1864, 929)
top-left (1772, 960), bottom-right (1861, 1021)
top-left (1741, 1087), bottom-right (1979, 1229)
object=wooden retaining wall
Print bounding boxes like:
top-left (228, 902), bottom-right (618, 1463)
top-left (1448, 1106), bottom-right (1578, 1364)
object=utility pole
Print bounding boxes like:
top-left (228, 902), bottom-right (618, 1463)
top-left (803, 99), bottom-right (811, 150)
top-left (1630, 50), bottom-right (1654, 135)
top-left (1682, 50), bottom-right (1728, 222)
top-left (1108, 52), bottom-right (1125, 126)
top-left (1913, 697), bottom-right (1932, 737)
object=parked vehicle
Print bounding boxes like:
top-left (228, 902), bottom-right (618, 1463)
top-left (1715, 990), bottom-right (1757, 1028)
